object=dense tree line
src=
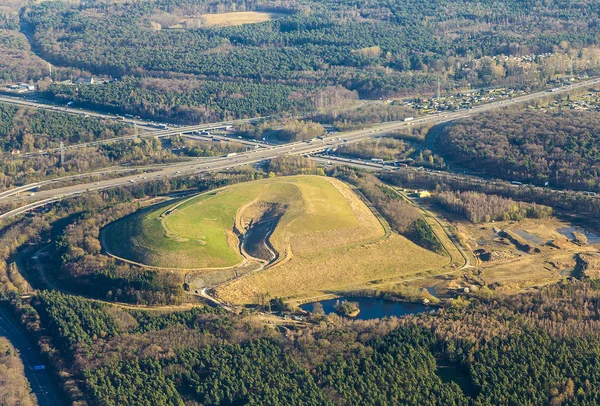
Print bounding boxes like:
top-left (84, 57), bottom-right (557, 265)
top-left (313, 103), bottom-right (416, 130)
top-left (236, 119), bottom-right (325, 142)
top-left (36, 290), bottom-right (120, 353)
top-left (0, 136), bottom-right (185, 191)
top-left (338, 137), bottom-right (412, 161)
top-left (0, 102), bottom-right (132, 153)
top-left (179, 138), bottom-right (246, 157)
top-left (433, 190), bottom-right (553, 223)
top-left (45, 77), bottom-right (314, 124)
top-left (439, 110), bottom-right (600, 191)
top-left (267, 155), bottom-right (324, 176)
top-left (17, 0), bottom-right (600, 122)
top-left (0, 29), bottom-right (48, 83)
top-left (382, 169), bottom-right (600, 218)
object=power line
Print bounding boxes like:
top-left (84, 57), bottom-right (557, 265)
top-left (60, 141), bottom-right (64, 166)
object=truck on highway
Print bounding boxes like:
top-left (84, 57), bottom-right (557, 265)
top-left (226, 153), bottom-right (237, 158)
top-left (404, 117), bottom-right (415, 122)
top-left (371, 158), bottom-right (384, 164)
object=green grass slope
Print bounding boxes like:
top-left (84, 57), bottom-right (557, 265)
top-left (102, 176), bottom-right (371, 270)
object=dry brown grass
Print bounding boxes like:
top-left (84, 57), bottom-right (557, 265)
top-left (216, 233), bottom-right (446, 304)
top-left (0, 337), bottom-right (37, 406)
top-left (193, 11), bottom-right (286, 27)
top-left (460, 217), bottom-right (600, 293)
top-left (153, 11), bottom-right (287, 30)
top-left (271, 177), bottom-right (383, 257)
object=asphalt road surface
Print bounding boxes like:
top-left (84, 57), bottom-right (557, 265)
top-left (0, 306), bottom-right (65, 405)
top-left (2, 77), bottom-right (600, 219)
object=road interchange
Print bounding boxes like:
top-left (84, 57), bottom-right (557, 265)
top-left (2, 77), bottom-right (600, 220)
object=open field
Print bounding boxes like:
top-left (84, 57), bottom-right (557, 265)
top-left (195, 11), bottom-right (287, 27)
top-left (216, 233), bottom-right (447, 304)
top-left (102, 176), bottom-right (380, 270)
top-left (157, 11), bottom-right (288, 29)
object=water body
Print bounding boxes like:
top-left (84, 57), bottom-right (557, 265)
top-left (557, 226), bottom-right (600, 244)
top-left (243, 217), bottom-right (279, 262)
top-left (560, 267), bottom-right (574, 277)
top-left (300, 297), bottom-right (435, 320)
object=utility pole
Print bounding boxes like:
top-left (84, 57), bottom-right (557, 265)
top-left (437, 77), bottom-right (441, 100)
top-left (60, 141), bottom-right (65, 166)
top-left (48, 63), bottom-right (52, 80)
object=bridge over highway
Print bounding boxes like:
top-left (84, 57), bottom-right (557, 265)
top-left (2, 77), bottom-right (600, 219)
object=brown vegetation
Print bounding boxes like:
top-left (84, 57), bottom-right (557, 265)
top-left (338, 137), bottom-right (412, 161)
top-left (433, 190), bottom-right (552, 223)
top-left (440, 110), bottom-right (600, 191)
top-left (0, 337), bottom-right (37, 406)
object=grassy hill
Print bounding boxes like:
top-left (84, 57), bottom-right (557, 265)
top-left (102, 175), bottom-right (446, 301)
top-left (102, 176), bottom-right (374, 269)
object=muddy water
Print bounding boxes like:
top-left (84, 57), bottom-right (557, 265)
top-left (243, 217), bottom-right (280, 262)
top-left (557, 226), bottom-right (600, 244)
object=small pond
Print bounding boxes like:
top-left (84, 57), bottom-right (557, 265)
top-left (557, 226), bottom-right (600, 244)
top-left (300, 297), bottom-right (436, 320)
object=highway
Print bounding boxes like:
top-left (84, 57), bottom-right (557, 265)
top-left (0, 306), bottom-right (65, 405)
top-left (5, 76), bottom-right (599, 158)
top-left (18, 117), bottom-right (264, 157)
top-left (0, 94), bottom-right (154, 128)
top-left (2, 76), bottom-right (600, 219)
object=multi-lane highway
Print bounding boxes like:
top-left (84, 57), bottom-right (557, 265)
top-left (18, 117), bottom-right (264, 157)
top-left (0, 94), bottom-right (153, 128)
top-left (2, 77), bottom-right (600, 219)
top-left (0, 78), bottom-right (598, 405)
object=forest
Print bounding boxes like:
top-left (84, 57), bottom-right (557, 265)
top-left (0, 102), bottom-right (132, 153)
top-left (338, 137), bottom-right (412, 161)
top-left (382, 168), bottom-right (600, 219)
top-left (236, 119), bottom-right (325, 142)
top-left (433, 190), bottom-right (553, 223)
top-left (12, 276), bottom-right (600, 405)
top-left (438, 110), bottom-right (600, 191)
top-left (12, 0), bottom-right (600, 122)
